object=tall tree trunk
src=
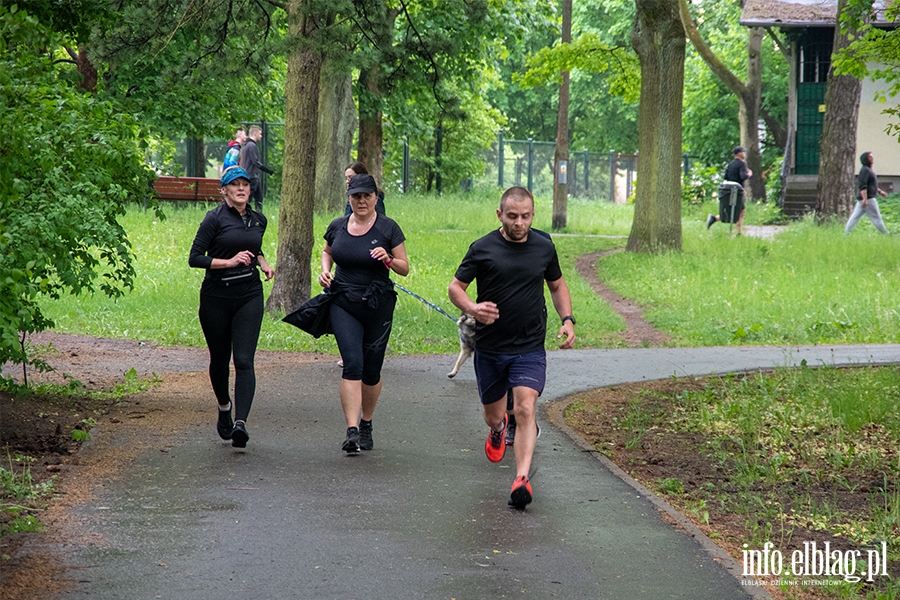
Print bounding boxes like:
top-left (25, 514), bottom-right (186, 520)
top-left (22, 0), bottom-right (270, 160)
top-left (266, 0), bottom-right (322, 313)
top-left (678, 0), bottom-right (769, 201)
top-left (357, 63), bottom-right (384, 185)
top-left (552, 0), bottom-right (572, 231)
top-left (192, 137), bottom-right (206, 177)
top-left (356, 7), bottom-right (398, 186)
top-left (815, 0), bottom-right (862, 219)
top-left (77, 47), bottom-right (98, 92)
top-left (316, 63), bottom-right (356, 213)
top-left (627, 0), bottom-right (685, 254)
top-left (741, 27), bottom-right (765, 202)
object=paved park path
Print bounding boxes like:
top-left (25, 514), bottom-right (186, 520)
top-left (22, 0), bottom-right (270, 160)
top-left (28, 342), bottom-right (900, 600)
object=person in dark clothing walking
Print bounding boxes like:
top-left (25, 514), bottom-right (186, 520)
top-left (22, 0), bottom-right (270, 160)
top-left (707, 146), bottom-right (752, 235)
top-left (239, 125), bottom-right (274, 213)
top-left (845, 151), bottom-right (889, 234)
top-left (189, 166), bottom-right (275, 448)
top-left (448, 186), bottom-right (576, 509)
top-left (318, 174), bottom-right (409, 454)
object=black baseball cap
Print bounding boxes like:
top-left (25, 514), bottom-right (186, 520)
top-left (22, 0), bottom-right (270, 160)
top-left (347, 174), bottom-right (377, 196)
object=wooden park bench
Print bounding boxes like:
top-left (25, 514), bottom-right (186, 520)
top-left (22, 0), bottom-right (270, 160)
top-left (152, 176), bottom-right (222, 202)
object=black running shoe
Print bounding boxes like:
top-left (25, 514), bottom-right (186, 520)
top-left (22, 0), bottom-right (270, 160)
top-left (706, 214), bottom-right (716, 230)
top-left (217, 405), bottom-right (234, 440)
top-left (231, 421), bottom-right (249, 448)
top-left (342, 427), bottom-right (361, 454)
top-left (358, 420), bottom-right (374, 451)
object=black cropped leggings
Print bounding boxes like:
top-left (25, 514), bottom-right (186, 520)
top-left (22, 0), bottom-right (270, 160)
top-left (331, 294), bottom-right (395, 385)
top-left (198, 292), bottom-right (263, 422)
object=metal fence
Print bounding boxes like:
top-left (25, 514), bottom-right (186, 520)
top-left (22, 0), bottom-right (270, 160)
top-left (168, 125), bottom-right (703, 205)
top-left (474, 134), bottom-right (639, 203)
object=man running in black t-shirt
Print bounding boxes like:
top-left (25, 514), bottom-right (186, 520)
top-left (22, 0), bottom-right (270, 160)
top-left (707, 146), bottom-right (752, 235)
top-left (448, 186), bottom-right (576, 509)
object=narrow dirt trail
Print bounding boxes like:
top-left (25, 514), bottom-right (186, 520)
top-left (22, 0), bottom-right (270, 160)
top-left (575, 248), bottom-right (670, 346)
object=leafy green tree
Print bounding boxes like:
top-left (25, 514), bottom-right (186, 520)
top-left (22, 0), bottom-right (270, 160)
top-left (352, 0), bottom-right (524, 187)
top-left (837, 0), bottom-right (900, 94)
top-left (91, 0), bottom-right (286, 141)
top-left (678, 0), bottom-right (790, 202)
top-left (0, 6), bottom-right (155, 370)
top-left (514, 0), bottom-right (639, 155)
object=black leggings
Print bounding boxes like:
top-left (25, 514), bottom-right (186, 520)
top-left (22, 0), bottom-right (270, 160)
top-left (331, 295), bottom-right (395, 385)
top-left (198, 292), bottom-right (263, 422)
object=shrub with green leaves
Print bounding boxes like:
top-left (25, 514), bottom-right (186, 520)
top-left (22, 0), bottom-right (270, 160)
top-left (0, 6), bottom-right (156, 368)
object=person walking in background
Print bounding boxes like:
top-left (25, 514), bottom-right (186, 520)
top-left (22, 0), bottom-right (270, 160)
top-left (448, 186), bottom-right (576, 509)
top-left (189, 166), bottom-right (275, 449)
top-left (239, 125), bottom-right (274, 213)
top-left (343, 162), bottom-right (386, 216)
top-left (223, 127), bottom-right (246, 171)
top-left (845, 151), bottom-right (889, 234)
top-left (319, 174), bottom-right (408, 454)
top-left (707, 146), bottom-right (752, 235)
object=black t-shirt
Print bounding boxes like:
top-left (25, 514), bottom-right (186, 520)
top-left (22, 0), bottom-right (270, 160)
top-left (324, 215), bottom-right (405, 300)
top-left (724, 158), bottom-right (749, 184)
top-left (189, 202), bottom-right (267, 298)
top-left (454, 229), bottom-right (563, 354)
top-left (858, 165), bottom-right (878, 200)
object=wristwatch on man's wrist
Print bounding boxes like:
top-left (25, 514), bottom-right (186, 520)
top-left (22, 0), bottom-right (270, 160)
top-left (561, 315), bottom-right (576, 326)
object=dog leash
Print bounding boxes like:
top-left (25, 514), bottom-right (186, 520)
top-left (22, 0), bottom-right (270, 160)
top-left (394, 283), bottom-right (458, 322)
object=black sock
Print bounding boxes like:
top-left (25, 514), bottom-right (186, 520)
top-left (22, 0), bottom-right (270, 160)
top-left (360, 418), bottom-right (372, 427)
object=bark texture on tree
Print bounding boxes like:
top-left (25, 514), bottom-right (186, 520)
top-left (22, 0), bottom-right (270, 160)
top-left (77, 47), bottom-right (98, 92)
top-left (552, 0), bottom-right (572, 231)
top-left (315, 64), bottom-right (356, 213)
top-left (627, 0), bottom-right (685, 254)
top-left (266, 1), bottom-right (321, 313)
top-left (356, 8), bottom-right (398, 186)
top-left (357, 63), bottom-right (384, 185)
top-left (678, 0), bottom-right (767, 202)
top-left (741, 27), bottom-right (765, 202)
top-left (815, 0), bottom-right (862, 219)
top-left (188, 138), bottom-right (206, 177)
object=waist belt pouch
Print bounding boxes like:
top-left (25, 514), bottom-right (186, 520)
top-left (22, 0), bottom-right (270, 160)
top-left (208, 266), bottom-right (257, 282)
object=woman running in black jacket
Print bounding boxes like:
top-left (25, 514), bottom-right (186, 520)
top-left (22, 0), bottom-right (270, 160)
top-left (189, 166), bottom-right (275, 448)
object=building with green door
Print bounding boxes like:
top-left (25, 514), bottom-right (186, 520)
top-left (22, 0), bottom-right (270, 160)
top-left (742, 0), bottom-right (899, 216)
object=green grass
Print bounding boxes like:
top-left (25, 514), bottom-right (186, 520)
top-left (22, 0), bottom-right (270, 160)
top-left (583, 365), bottom-right (900, 598)
top-left (601, 205), bottom-right (900, 346)
top-left (36, 190), bottom-right (900, 351)
top-left (0, 453), bottom-right (55, 536)
top-left (675, 366), bottom-right (900, 599)
top-left (38, 191), bottom-right (630, 354)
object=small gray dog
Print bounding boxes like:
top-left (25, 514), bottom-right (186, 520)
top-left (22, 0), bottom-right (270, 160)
top-left (447, 313), bottom-right (476, 378)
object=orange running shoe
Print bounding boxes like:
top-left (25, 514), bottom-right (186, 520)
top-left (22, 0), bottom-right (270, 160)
top-left (484, 414), bottom-right (508, 462)
top-left (508, 475), bottom-right (533, 509)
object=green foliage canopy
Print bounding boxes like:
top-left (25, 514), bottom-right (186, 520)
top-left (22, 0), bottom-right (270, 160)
top-left (0, 6), bottom-right (155, 367)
